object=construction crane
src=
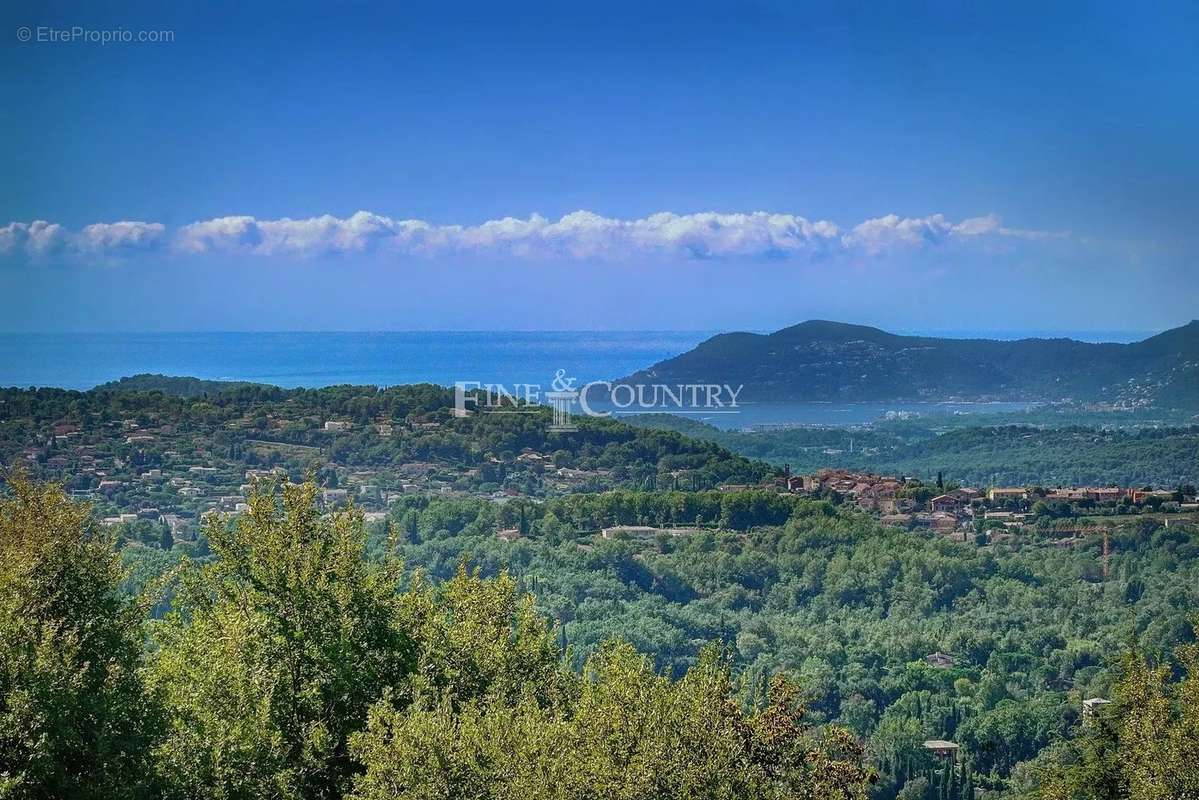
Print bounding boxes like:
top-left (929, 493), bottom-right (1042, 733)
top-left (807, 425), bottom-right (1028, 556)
top-left (1071, 524), bottom-right (1111, 579)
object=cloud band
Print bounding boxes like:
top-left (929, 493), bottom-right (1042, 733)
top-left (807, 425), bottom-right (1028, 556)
top-left (1, 210), bottom-right (1063, 262)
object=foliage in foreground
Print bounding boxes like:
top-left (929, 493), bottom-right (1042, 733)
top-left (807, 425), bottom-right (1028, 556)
top-left (0, 477), bottom-right (873, 800)
top-left (351, 646), bottom-right (870, 800)
top-left (1034, 644), bottom-right (1199, 800)
top-left (149, 481), bottom-right (417, 799)
top-left (0, 478), bottom-right (157, 799)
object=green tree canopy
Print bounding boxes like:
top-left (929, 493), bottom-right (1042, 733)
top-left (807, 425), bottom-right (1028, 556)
top-left (149, 482), bottom-right (416, 800)
top-left (0, 476), bottom-right (158, 799)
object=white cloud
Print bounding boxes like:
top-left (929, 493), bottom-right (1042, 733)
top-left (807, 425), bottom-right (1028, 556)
top-left (175, 211), bottom-right (442, 256)
top-left (174, 215), bottom-right (261, 254)
top-left (3, 210), bottom-right (1063, 262)
top-left (78, 221), bottom-right (166, 252)
top-left (843, 212), bottom-right (1067, 254)
top-left (0, 220), bottom-right (69, 256)
top-left (1, 219), bottom-right (164, 259)
top-left (171, 209), bottom-right (845, 259)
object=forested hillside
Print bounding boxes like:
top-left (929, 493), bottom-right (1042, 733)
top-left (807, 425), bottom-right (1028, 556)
top-left (1, 478), bottom-right (873, 800)
top-left (93, 373), bottom-right (268, 397)
top-left (103, 480), bottom-right (1199, 799)
top-left (0, 382), bottom-right (772, 531)
top-left (625, 415), bottom-right (1199, 487)
top-left (615, 320), bottom-right (1199, 407)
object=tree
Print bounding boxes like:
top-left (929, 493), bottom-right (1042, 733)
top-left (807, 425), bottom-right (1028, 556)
top-left (399, 564), bottom-right (564, 708)
top-left (350, 643), bottom-right (874, 800)
top-left (0, 477), bottom-right (159, 799)
top-left (149, 482), bottom-right (415, 800)
top-left (1108, 643), bottom-right (1199, 799)
top-left (1036, 633), bottom-right (1199, 800)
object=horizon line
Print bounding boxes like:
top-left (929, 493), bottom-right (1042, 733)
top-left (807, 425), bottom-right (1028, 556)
top-left (0, 325), bottom-right (1171, 338)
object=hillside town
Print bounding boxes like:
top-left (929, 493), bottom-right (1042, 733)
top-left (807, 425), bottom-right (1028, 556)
top-left (4, 388), bottom-right (1195, 551)
top-left (14, 415), bottom-right (630, 541)
top-left (1, 383), bottom-right (767, 547)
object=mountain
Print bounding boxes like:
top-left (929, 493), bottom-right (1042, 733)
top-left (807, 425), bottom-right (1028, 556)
top-left (612, 320), bottom-right (1199, 407)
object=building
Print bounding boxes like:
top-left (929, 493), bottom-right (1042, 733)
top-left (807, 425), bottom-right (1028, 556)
top-left (935, 512), bottom-right (961, 531)
top-left (923, 740), bottom-right (960, 758)
top-left (245, 468), bottom-right (286, 480)
top-left (601, 525), bottom-right (704, 540)
top-left (1082, 697), bottom-right (1113, 724)
top-left (1047, 487), bottom-right (1129, 503)
top-left (160, 514), bottom-right (193, 538)
top-left (324, 420), bottom-right (352, 432)
top-left (856, 481), bottom-right (902, 512)
top-left (988, 487), bottom-right (1028, 502)
top-left (320, 488), bottom-right (350, 506)
top-left (929, 494), bottom-right (962, 513)
top-left (925, 652), bottom-right (955, 669)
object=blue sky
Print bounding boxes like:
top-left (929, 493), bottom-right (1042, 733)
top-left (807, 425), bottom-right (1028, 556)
top-left (1, 0), bottom-right (1196, 333)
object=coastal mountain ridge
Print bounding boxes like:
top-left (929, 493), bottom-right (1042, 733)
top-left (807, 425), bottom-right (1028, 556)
top-left (616, 319), bottom-right (1199, 407)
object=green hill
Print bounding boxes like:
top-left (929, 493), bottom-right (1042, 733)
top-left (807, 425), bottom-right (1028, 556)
top-left (615, 320), bottom-right (1199, 407)
top-left (93, 373), bottom-right (267, 397)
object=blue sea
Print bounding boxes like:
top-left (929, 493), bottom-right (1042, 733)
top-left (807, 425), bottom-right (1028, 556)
top-left (0, 331), bottom-right (711, 393)
top-left (0, 329), bottom-right (1150, 429)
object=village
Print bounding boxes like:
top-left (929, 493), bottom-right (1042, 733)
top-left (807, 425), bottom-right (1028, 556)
top-left (782, 467), bottom-right (1199, 540)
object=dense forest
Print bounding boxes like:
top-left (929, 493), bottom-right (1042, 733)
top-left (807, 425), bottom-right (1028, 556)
top-left (50, 476), bottom-right (1199, 799)
top-left (1, 477), bottom-right (873, 800)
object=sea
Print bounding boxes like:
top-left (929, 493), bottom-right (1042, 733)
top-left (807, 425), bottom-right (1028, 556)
top-left (0, 331), bottom-right (708, 393)
top-left (0, 329), bottom-right (1152, 429)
